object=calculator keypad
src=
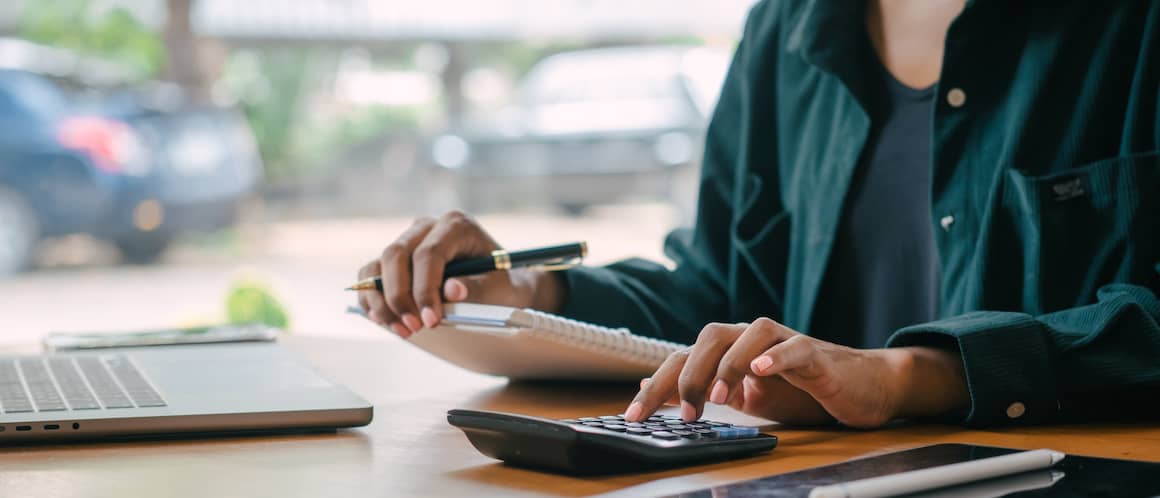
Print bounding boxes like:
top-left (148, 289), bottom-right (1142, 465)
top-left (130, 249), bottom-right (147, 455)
top-left (560, 414), bottom-right (760, 441)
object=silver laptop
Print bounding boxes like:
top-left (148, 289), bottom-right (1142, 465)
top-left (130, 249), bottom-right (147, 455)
top-left (0, 342), bottom-right (373, 442)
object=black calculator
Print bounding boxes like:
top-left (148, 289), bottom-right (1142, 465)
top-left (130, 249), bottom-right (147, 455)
top-left (447, 409), bottom-right (778, 474)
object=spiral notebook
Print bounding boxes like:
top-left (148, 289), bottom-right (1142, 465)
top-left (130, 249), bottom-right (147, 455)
top-left (347, 303), bottom-right (685, 380)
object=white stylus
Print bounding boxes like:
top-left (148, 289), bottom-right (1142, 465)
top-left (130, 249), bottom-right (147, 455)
top-left (808, 449), bottom-right (1066, 498)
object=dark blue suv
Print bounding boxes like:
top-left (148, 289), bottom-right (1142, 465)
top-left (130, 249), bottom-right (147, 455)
top-left (0, 69), bottom-right (263, 274)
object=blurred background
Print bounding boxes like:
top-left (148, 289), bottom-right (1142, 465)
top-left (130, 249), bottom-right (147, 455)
top-left (0, 0), bottom-right (751, 343)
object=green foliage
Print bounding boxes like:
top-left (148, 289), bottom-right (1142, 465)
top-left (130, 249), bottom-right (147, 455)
top-left (223, 49), bottom-right (425, 181)
top-left (19, 0), bottom-right (163, 79)
top-left (225, 279), bottom-right (290, 330)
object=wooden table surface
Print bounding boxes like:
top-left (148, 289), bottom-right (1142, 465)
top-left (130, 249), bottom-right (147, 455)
top-left (0, 334), bottom-right (1157, 498)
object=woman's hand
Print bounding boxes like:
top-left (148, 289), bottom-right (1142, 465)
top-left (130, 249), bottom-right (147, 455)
top-left (357, 211), bottom-right (565, 338)
top-left (623, 318), bottom-right (968, 428)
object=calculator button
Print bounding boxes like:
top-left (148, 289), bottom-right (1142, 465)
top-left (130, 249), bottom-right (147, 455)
top-left (582, 422), bottom-right (605, 427)
top-left (650, 431), bottom-right (679, 440)
top-left (627, 428), bottom-right (653, 436)
top-left (625, 422), bottom-right (646, 428)
top-left (665, 424), bottom-right (689, 430)
top-left (579, 417), bottom-right (601, 422)
top-left (711, 426), bottom-right (759, 439)
top-left (706, 421), bottom-right (732, 427)
top-left (602, 424), bottom-right (628, 432)
top-left (662, 415), bottom-right (682, 420)
top-left (599, 415), bottom-right (623, 420)
top-left (671, 430), bottom-right (697, 438)
top-left (694, 429), bottom-right (717, 437)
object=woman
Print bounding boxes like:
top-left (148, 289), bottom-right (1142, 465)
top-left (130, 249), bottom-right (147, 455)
top-left (358, 0), bottom-right (1160, 427)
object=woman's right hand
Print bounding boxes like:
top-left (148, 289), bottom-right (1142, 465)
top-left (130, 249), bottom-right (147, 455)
top-left (357, 211), bottom-right (565, 338)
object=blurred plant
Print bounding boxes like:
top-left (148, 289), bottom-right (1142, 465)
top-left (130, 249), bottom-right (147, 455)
top-left (19, 0), bottom-right (164, 79)
top-left (222, 49), bottom-right (425, 182)
top-left (225, 278), bottom-right (290, 330)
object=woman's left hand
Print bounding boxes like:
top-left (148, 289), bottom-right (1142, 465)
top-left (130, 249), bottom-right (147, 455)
top-left (623, 318), bottom-right (968, 428)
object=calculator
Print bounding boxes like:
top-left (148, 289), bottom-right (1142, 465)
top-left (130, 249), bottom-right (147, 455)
top-left (447, 409), bottom-right (778, 474)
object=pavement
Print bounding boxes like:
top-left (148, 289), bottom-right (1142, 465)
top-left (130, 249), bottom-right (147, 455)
top-left (0, 204), bottom-right (679, 347)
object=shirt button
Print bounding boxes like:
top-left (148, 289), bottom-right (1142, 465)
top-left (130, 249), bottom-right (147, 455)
top-left (946, 87), bottom-right (967, 108)
top-left (940, 215), bottom-right (955, 231)
top-left (1006, 402), bottom-right (1026, 419)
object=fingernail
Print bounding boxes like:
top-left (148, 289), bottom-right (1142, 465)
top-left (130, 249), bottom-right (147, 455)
top-left (709, 380), bottom-right (729, 404)
top-left (421, 307), bottom-right (439, 328)
top-left (751, 356), bottom-right (773, 373)
top-left (389, 323), bottom-right (411, 338)
top-left (443, 279), bottom-right (467, 301)
top-left (624, 402), bottom-right (643, 422)
top-left (681, 400), bottom-right (697, 422)
top-left (402, 313), bottom-right (423, 333)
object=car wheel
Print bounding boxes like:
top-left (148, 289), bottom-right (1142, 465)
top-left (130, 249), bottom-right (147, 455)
top-left (114, 232), bottom-right (173, 264)
top-left (0, 186), bottom-right (38, 276)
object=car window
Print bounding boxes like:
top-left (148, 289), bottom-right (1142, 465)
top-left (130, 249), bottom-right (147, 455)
top-left (0, 72), bottom-right (69, 121)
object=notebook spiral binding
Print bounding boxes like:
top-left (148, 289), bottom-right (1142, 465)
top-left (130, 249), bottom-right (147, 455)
top-left (514, 309), bottom-right (685, 367)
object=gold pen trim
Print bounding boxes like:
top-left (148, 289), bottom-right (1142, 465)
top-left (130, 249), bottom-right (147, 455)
top-left (346, 278), bottom-right (377, 291)
top-left (492, 249), bottom-right (512, 270)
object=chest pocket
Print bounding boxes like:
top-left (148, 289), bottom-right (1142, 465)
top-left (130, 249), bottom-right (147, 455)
top-left (1002, 152), bottom-right (1159, 314)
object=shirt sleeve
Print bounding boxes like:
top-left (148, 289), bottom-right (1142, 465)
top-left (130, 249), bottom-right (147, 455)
top-left (557, 2), bottom-right (779, 344)
top-left (886, 275), bottom-right (1160, 427)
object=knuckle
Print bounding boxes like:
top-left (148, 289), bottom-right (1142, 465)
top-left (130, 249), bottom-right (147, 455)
top-left (716, 354), bottom-right (749, 379)
top-left (412, 243), bottom-right (436, 262)
top-left (385, 290), bottom-right (414, 312)
top-left (668, 348), bottom-right (691, 363)
top-left (784, 334), bottom-right (809, 348)
top-left (380, 243), bottom-right (405, 261)
top-left (752, 317), bottom-right (777, 330)
top-left (696, 323), bottom-right (731, 346)
top-left (441, 210), bottom-right (469, 223)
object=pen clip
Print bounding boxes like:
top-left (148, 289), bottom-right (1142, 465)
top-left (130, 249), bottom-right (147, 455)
top-left (524, 256), bottom-right (583, 273)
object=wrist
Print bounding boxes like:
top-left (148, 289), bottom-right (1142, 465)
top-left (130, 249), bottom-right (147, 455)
top-left (522, 269), bottom-right (567, 313)
top-left (888, 346), bottom-right (969, 420)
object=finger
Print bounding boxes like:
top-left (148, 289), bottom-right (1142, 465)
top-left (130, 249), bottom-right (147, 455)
top-left (413, 211), bottom-right (498, 327)
top-left (750, 335), bottom-right (820, 378)
top-left (640, 378), bottom-right (680, 406)
top-left (712, 318), bottom-right (795, 406)
top-left (356, 260), bottom-right (388, 323)
top-left (443, 278), bottom-right (470, 302)
top-left (357, 260), bottom-right (409, 338)
top-left (380, 218), bottom-right (437, 334)
top-left (677, 323), bottom-right (745, 421)
top-left (625, 348), bottom-right (689, 421)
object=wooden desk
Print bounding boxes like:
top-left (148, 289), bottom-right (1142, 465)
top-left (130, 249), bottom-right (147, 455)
top-left (1, 335), bottom-right (1157, 498)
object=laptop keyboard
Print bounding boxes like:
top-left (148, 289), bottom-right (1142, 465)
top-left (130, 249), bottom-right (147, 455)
top-left (0, 355), bottom-right (166, 414)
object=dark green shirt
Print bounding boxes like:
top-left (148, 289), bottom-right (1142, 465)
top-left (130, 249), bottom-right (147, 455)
top-left (560, 0), bottom-right (1160, 427)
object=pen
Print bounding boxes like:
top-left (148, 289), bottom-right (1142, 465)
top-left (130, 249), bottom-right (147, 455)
top-left (807, 448), bottom-right (1065, 498)
top-left (345, 242), bottom-right (587, 292)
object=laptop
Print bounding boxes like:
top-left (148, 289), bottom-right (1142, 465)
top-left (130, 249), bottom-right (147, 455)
top-left (0, 342), bottom-right (373, 442)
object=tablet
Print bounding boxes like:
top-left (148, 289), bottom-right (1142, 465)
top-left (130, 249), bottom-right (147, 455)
top-left (661, 443), bottom-right (1160, 498)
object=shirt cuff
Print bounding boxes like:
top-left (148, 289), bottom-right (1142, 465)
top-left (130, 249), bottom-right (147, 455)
top-left (886, 311), bottom-right (1059, 427)
top-left (557, 266), bottom-right (635, 330)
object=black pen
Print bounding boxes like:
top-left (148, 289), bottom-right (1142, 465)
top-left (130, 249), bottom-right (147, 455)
top-left (345, 242), bottom-right (587, 292)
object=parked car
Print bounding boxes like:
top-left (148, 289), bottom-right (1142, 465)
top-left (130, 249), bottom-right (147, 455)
top-left (424, 45), bottom-right (730, 215)
top-left (0, 68), bottom-right (263, 275)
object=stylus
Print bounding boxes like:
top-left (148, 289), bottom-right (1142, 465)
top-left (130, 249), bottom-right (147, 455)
top-left (808, 448), bottom-right (1065, 498)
